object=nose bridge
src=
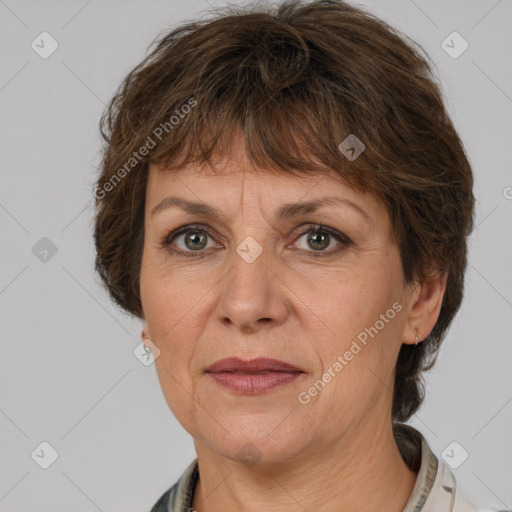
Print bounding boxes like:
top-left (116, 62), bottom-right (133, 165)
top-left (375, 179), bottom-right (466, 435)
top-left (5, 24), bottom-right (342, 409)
top-left (213, 169), bottom-right (291, 332)
top-left (216, 241), bottom-right (289, 332)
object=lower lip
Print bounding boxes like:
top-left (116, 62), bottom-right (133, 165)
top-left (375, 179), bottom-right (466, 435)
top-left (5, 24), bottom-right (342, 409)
top-left (207, 371), bottom-right (303, 394)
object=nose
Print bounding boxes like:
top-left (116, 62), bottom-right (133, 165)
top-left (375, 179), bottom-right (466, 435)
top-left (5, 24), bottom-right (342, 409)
top-left (216, 249), bottom-right (290, 333)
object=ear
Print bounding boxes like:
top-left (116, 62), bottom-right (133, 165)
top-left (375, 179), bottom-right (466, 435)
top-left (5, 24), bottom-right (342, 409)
top-left (402, 270), bottom-right (448, 345)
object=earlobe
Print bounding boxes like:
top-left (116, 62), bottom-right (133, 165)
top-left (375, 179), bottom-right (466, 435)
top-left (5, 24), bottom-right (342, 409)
top-left (141, 321), bottom-right (148, 340)
top-left (403, 270), bottom-right (448, 345)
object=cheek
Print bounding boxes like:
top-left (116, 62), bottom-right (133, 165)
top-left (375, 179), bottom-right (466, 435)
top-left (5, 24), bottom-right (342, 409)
top-left (141, 265), bottom-right (218, 389)
top-left (313, 276), bottom-right (380, 334)
top-left (309, 266), bottom-right (403, 372)
top-left (141, 256), bottom-right (201, 334)
top-left (143, 274), bottom-right (204, 428)
top-left (140, 268), bottom-right (189, 369)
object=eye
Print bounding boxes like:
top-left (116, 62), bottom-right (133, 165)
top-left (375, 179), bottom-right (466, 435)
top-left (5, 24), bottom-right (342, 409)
top-left (292, 223), bottom-right (351, 257)
top-left (160, 224), bottom-right (220, 258)
top-left (160, 222), bottom-right (351, 258)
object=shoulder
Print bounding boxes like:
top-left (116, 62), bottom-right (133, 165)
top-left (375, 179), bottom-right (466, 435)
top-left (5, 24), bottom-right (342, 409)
top-left (418, 446), bottom-right (498, 512)
top-left (148, 459), bottom-right (199, 512)
top-left (393, 423), bottom-right (497, 512)
top-left (436, 462), bottom-right (508, 512)
top-left (149, 485), bottom-right (173, 512)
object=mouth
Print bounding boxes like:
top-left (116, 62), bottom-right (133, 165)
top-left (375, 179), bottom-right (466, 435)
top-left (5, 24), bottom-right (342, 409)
top-left (205, 357), bottom-right (305, 395)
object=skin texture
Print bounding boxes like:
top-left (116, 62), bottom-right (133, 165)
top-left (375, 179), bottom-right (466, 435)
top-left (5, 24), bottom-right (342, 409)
top-left (140, 137), bottom-right (447, 512)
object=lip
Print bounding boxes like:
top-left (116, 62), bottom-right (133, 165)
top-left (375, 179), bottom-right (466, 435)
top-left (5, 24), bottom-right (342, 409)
top-left (206, 357), bottom-right (303, 373)
top-left (205, 357), bottom-right (305, 395)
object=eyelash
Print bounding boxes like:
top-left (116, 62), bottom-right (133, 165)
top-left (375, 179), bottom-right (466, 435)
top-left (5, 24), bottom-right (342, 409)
top-left (159, 223), bottom-right (352, 259)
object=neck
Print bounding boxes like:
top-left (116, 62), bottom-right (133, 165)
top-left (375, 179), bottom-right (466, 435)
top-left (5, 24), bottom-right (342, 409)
top-left (191, 419), bottom-right (418, 512)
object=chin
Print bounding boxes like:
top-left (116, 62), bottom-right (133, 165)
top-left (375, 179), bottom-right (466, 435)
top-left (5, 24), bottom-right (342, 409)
top-left (197, 420), bottom-right (313, 468)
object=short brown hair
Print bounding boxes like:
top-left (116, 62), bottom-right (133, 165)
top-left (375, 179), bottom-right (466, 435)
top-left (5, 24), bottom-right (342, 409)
top-left (93, 0), bottom-right (475, 422)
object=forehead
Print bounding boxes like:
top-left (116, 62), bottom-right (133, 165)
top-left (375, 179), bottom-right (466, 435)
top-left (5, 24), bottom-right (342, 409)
top-left (146, 161), bottom-right (385, 231)
top-left (150, 162), bottom-right (326, 192)
top-left (146, 125), bottom-right (375, 204)
top-left (148, 128), bottom-right (340, 188)
top-left (148, 155), bottom-right (368, 199)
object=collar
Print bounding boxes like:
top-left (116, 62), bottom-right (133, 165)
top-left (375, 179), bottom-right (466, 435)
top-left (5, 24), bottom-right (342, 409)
top-left (395, 422), bottom-right (442, 511)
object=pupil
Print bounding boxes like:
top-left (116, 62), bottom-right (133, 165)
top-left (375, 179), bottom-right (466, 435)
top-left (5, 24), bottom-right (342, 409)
top-left (187, 231), bottom-right (206, 250)
top-left (309, 232), bottom-right (328, 250)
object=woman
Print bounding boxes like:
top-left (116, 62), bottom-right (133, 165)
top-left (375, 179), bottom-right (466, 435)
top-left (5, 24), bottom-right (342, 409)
top-left (93, 0), bottom-right (481, 510)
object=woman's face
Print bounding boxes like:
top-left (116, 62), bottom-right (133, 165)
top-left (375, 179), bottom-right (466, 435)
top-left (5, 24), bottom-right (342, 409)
top-left (140, 143), bottom-right (426, 466)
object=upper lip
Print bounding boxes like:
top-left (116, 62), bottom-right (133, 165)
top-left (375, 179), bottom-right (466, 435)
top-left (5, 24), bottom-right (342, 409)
top-left (205, 357), bottom-right (303, 373)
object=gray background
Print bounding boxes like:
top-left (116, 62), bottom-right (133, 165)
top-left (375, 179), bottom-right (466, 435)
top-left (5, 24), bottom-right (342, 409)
top-left (0, 0), bottom-right (511, 510)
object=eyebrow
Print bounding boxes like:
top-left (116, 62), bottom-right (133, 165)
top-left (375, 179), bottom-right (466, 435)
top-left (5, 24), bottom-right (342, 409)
top-left (150, 195), bottom-right (371, 223)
